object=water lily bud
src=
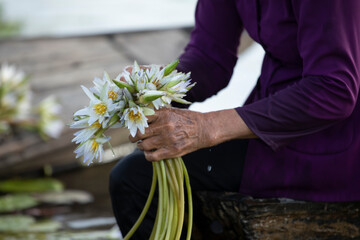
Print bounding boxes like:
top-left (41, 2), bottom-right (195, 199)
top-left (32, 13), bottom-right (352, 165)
top-left (172, 97), bottom-right (191, 105)
top-left (113, 80), bottom-right (135, 94)
top-left (133, 61), bottom-right (141, 74)
top-left (139, 90), bottom-right (165, 104)
top-left (164, 78), bottom-right (182, 90)
top-left (163, 59), bottom-right (179, 76)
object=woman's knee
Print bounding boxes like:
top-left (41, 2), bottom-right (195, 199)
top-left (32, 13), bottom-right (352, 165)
top-left (109, 150), bottom-right (152, 194)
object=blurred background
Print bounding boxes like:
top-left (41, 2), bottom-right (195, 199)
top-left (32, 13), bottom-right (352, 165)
top-left (0, 0), bottom-right (263, 239)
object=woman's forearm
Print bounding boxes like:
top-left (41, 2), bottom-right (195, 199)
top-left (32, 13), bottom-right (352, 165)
top-left (204, 109), bottom-right (257, 147)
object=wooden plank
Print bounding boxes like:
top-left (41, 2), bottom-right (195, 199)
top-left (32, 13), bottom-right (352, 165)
top-left (196, 191), bottom-right (360, 240)
top-left (112, 29), bottom-right (191, 65)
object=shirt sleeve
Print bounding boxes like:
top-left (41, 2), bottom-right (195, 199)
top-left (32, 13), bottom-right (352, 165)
top-left (236, 0), bottom-right (360, 150)
top-left (176, 0), bottom-right (243, 103)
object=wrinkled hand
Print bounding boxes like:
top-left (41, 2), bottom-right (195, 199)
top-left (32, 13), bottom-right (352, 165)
top-left (129, 108), bottom-right (212, 161)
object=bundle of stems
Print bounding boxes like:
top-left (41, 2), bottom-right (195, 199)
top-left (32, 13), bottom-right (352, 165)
top-left (124, 157), bottom-right (193, 240)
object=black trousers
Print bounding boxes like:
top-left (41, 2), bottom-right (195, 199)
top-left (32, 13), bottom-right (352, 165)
top-left (109, 139), bottom-right (248, 239)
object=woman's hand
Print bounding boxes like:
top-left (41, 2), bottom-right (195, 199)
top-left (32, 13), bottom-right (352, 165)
top-left (129, 107), bottom-right (256, 161)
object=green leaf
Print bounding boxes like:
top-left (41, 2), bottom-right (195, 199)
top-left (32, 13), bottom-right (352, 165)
top-left (0, 215), bottom-right (35, 232)
top-left (34, 190), bottom-right (93, 205)
top-left (163, 59), bottom-right (179, 76)
top-left (0, 178), bottom-right (64, 193)
top-left (113, 80), bottom-right (135, 93)
top-left (0, 194), bottom-right (38, 213)
top-left (27, 220), bottom-right (62, 232)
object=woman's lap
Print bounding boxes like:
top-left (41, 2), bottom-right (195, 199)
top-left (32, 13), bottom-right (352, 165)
top-left (109, 139), bottom-right (248, 239)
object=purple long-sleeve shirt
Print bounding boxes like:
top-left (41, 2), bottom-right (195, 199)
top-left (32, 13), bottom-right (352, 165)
top-left (177, 0), bottom-right (360, 201)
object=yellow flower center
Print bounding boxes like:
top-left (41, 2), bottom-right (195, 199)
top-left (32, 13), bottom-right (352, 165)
top-left (153, 79), bottom-right (160, 87)
top-left (108, 90), bottom-right (118, 100)
top-left (93, 103), bottom-right (107, 115)
top-left (91, 140), bottom-right (99, 152)
top-left (90, 120), bottom-right (101, 129)
top-left (129, 110), bottom-right (141, 123)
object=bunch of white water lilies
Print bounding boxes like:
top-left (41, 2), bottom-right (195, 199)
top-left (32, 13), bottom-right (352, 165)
top-left (71, 60), bottom-right (194, 240)
top-left (0, 63), bottom-right (63, 139)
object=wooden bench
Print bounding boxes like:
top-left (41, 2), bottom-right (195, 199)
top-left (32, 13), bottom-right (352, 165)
top-left (194, 191), bottom-right (360, 240)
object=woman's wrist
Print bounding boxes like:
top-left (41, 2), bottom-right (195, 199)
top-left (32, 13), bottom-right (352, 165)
top-left (203, 109), bottom-right (257, 147)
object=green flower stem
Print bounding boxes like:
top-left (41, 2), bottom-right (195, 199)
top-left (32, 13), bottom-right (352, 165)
top-left (182, 158), bottom-right (193, 240)
top-left (158, 161), bottom-right (169, 240)
top-left (166, 159), bottom-right (180, 240)
top-left (164, 160), bottom-right (178, 197)
top-left (153, 162), bottom-right (165, 240)
top-left (94, 114), bottom-right (120, 138)
top-left (174, 158), bottom-right (185, 240)
top-left (123, 164), bottom-right (157, 240)
top-left (170, 190), bottom-right (179, 240)
top-left (165, 159), bottom-right (180, 196)
top-left (124, 157), bottom-right (193, 240)
top-left (164, 182), bottom-right (175, 240)
top-left (149, 201), bottom-right (159, 240)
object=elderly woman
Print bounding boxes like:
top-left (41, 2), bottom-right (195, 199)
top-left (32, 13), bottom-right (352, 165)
top-left (109, 0), bottom-right (360, 238)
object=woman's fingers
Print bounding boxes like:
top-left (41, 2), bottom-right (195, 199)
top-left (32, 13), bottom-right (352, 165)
top-left (137, 135), bottom-right (163, 151)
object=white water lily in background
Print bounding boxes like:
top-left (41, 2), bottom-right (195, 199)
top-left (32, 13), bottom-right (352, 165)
top-left (42, 119), bottom-right (64, 139)
top-left (0, 63), bottom-right (63, 139)
top-left (0, 63), bottom-right (25, 85)
top-left (36, 96), bottom-right (64, 139)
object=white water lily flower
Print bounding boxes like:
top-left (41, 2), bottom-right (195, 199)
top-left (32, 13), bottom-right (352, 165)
top-left (145, 65), bottom-right (164, 88)
top-left (74, 136), bottom-right (110, 165)
top-left (170, 79), bottom-right (195, 93)
top-left (91, 76), bottom-right (106, 96)
top-left (42, 119), bottom-right (64, 139)
top-left (122, 68), bottom-right (137, 87)
top-left (152, 98), bottom-right (166, 109)
top-left (37, 96), bottom-right (62, 116)
top-left (79, 85), bottom-right (118, 128)
top-left (92, 73), bottom-right (124, 102)
top-left (72, 120), bottom-right (102, 144)
top-left (0, 63), bottom-right (25, 85)
top-left (122, 106), bottom-right (148, 137)
top-left (70, 116), bottom-right (90, 129)
top-left (37, 95), bottom-right (64, 138)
